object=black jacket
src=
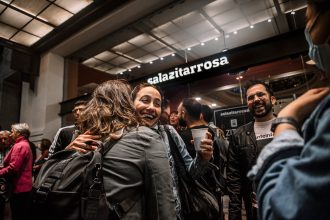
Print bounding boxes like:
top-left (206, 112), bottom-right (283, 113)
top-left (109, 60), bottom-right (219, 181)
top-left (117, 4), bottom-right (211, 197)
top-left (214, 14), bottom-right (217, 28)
top-left (227, 122), bottom-right (260, 220)
top-left (48, 125), bottom-right (78, 158)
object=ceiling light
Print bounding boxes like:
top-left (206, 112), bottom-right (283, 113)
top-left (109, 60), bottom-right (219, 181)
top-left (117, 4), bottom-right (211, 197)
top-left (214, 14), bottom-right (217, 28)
top-left (233, 31), bottom-right (238, 35)
top-left (150, 61), bottom-right (153, 64)
top-left (137, 65), bottom-right (141, 68)
top-left (128, 69), bottom-right (132, 72)
top-left (119, 72), bottom-right (123, 75)
top-left (201, 42), bottom-right (205, 46)
top-left (267, 18), bottom-right (272, 22)
top-left (211, 104), bottom-right (217, 107)
top-left (291, 10), bottom-right (295, 15)
top-left (195, 97), bottom-right (201, 101)
top-left (187, 47), bottom-right (191, 51)
top-left (160, 57), bottom-right (164, 60)
top-left (172, 53), bottom-right (175, 56)
top-left (215, 37), bottom-right (219, 41)
top-left (225, 35), bottom-right (230, 38)
top-left (250, 25), bottom-right (254, 29)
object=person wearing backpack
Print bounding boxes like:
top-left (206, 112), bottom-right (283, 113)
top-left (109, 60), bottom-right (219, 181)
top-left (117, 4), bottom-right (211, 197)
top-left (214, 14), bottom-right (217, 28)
top-left (73, 80), bottom-right (176, 220)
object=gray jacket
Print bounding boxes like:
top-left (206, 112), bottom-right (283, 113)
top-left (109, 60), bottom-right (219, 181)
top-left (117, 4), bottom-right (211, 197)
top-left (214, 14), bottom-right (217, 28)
top-left (103, 126), bottom-right (176, 220)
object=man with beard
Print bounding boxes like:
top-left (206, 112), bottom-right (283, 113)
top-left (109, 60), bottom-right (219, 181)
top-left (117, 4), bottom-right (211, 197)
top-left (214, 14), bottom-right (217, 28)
top-left (227, 80), bottom-right (276, 220)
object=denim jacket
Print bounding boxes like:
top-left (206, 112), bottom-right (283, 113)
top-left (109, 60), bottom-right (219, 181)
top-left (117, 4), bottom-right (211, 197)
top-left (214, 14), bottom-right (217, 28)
top-left (250, 93), bottom-right (330, 220)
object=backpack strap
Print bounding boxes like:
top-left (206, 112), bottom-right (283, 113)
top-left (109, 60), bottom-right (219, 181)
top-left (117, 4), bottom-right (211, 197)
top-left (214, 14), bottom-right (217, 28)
top-left (85, 138), bottom-right (140, 220)
top-left (163, 125), bottom-right (193, 183)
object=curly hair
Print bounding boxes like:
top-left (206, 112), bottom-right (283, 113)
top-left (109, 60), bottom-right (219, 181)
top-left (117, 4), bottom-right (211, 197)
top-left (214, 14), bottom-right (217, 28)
top-left (76, 80), bottom-right (139, 141)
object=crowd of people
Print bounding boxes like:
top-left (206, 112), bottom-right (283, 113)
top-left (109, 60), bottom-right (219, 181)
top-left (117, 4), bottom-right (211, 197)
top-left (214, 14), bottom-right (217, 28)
top-left (0, 0), bottom-right (329, 219)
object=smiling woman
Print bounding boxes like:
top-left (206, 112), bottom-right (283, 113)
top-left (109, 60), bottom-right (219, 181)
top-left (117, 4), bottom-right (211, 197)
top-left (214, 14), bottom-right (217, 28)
top-left (131, 82), bottom-right (217, 220)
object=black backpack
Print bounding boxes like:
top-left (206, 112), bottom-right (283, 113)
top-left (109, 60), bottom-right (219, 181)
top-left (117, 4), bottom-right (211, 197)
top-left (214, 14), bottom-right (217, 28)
top-left (32, 140), bottom-right (136, 220)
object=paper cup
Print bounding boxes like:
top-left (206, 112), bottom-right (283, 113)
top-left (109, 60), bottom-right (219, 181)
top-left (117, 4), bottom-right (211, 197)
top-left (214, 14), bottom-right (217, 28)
top-left (191, 128), bottom-right (208, 151)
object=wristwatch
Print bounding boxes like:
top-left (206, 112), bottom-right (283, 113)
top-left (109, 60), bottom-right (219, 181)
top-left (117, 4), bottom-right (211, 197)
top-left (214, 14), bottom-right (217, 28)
top-left (270, 117), bottom-right (299, 132)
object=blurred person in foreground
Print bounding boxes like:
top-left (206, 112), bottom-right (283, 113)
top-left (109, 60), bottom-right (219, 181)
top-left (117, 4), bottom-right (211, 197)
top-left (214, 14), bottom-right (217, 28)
top-left (248, 0), bottom-right (330, 219)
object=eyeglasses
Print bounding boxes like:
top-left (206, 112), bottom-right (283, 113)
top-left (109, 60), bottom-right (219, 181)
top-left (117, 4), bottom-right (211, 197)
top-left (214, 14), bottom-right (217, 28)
top-left (247, 92), bottom-right (267, 101)
top-left (72, 107), bottom-right (84, 113)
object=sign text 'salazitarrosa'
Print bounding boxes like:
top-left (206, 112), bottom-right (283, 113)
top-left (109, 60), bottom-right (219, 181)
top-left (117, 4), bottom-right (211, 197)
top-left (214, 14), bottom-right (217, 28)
top-left (147, 56), bottom-right (229, 84)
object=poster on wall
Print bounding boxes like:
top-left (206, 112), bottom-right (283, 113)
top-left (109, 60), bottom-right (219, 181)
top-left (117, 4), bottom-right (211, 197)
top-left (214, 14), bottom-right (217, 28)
top-left (214, 105), bottom-right (254, 138)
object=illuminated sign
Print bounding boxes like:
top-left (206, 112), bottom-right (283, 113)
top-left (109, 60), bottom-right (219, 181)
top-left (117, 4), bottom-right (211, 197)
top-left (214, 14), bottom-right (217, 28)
top-left (147, 56), bottom-right (229, 84)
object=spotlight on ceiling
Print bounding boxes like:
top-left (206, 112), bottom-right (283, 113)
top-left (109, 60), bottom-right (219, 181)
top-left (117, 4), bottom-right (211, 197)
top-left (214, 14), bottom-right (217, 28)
top-left (291, 10), bottom-right (295, 15)
top-left (211, 103), bottom-right (217, 107)
top-left (149, 61), bottom-right (153, 64)
top-left (160, 57), bottom-right (164, 60)
top-left (250, 25), bottom-right (254, 29)
top-left (195, 97), bottom-right (201, 101)
top-left (201, 42), bottom-right (205, 46)
top-left (267, 18), bottom-right (272, 22)
top-left (137, 65), bottom-right (141, 68)
top-left (233, 31), bottom-right (238, 35)
top-left (171, 53), bottom-right (175, 56)
top-left (215, 37), bottom-right (219, 41)
top-left (187, 47), bottom-right (191, 51)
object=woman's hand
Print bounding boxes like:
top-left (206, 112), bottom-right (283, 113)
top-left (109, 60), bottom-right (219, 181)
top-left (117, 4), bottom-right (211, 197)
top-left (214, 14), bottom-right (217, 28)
top-left (198, 131), bottom-right (214, 161)
top-left (275, 87), bottom-right (330, 135)
top-left (65, 131), bottom-right (101, 153)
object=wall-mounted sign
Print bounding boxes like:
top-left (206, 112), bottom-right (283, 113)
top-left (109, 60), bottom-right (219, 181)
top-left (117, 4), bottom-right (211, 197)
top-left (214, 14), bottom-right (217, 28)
top-left (147, 56), bottom-right (229, 84)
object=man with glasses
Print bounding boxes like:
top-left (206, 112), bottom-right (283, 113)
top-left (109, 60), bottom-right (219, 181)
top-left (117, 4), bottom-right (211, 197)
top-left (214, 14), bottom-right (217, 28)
top-left (227, 80), bottom-right (276, 220)
top-left (48, 100), bottom-right (88, 157)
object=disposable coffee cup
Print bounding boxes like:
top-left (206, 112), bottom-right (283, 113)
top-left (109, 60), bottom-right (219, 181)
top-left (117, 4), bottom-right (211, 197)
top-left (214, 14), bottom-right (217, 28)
top-left (191, 128), bottom-right (208, 151)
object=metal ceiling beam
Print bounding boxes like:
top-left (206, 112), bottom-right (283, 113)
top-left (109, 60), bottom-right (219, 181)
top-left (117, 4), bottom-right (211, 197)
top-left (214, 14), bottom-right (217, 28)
top-left (133, 22), bottom-right (186, 62)
top-left (198, 9), bottom-right (224, 35)
top-left (272, 0), bottom-right (290, 33)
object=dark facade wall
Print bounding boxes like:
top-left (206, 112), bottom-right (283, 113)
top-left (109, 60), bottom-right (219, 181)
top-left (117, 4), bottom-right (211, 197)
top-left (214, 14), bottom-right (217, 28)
top-left (0, 74), bottom-right (21, 130)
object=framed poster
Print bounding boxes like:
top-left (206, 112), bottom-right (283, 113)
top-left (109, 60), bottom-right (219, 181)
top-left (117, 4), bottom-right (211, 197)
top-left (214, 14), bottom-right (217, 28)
top-left (213, 105), bottom-right (254, 138)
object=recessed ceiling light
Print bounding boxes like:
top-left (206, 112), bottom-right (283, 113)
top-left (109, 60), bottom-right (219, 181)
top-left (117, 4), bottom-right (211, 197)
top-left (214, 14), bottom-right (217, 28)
top-left (195, 97), bottom-right (201, 101)
top-left (137, 65), bottom-right (141, 68)
top-left (250, 25), bottom-right (254, 29)
top-left (149, 61), bottom-right (153, 64)
top-left (225, 35), bottom-right (230, 38)
top-left (267, 18), bottom-right (272, 22)
top-left (187, 47), bottom-right (191, 51)
top-left (211, 103), bottom-right (217, 107)
top-left (128, 69), bottom-right (131, 72)
top-left (215, 37), bottom-right (219, 41)
top-left (119, 72), bottom-right (123, 75)
top-left (160, 57), bottom-right (164, 60)
top-left (291, 10), bottom-right (295, 15)
top-left (233, 31), bottom-right (238, 35)
top-left (172, 53), bottom-right (175, 56)
top-left (201, 42), bottom-right (205, 46)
